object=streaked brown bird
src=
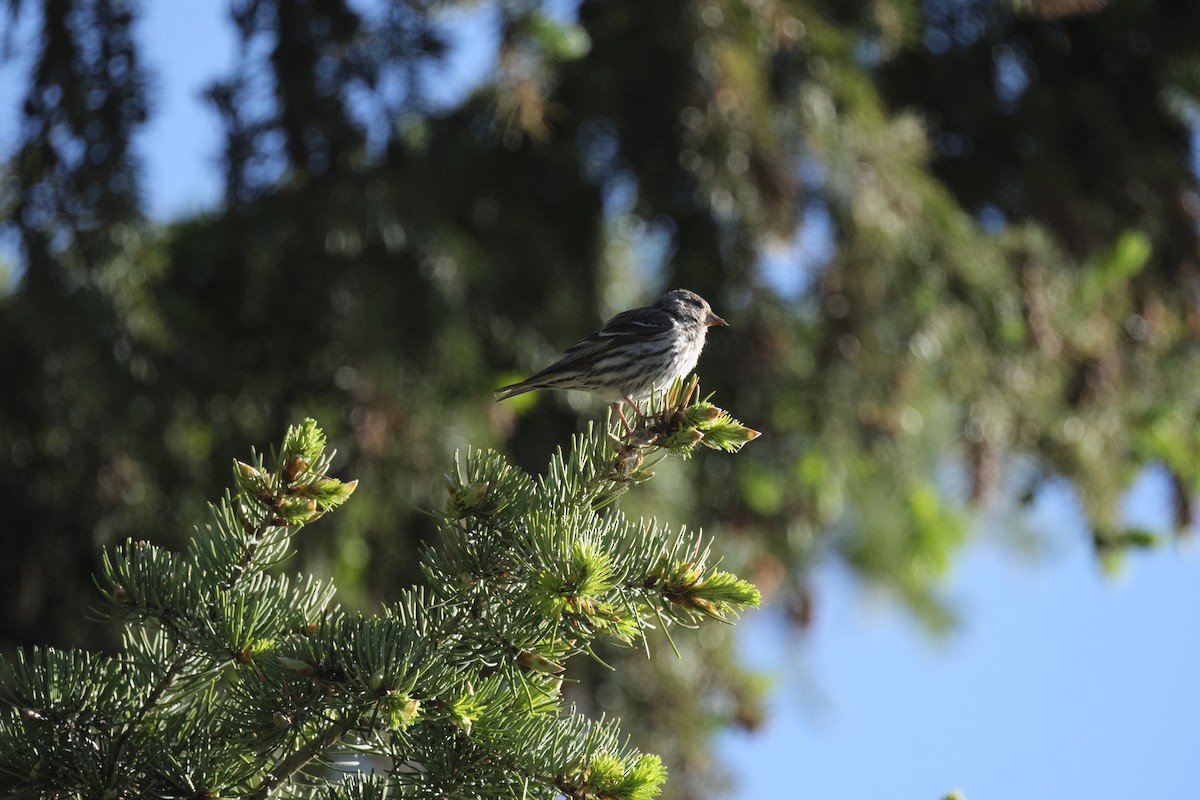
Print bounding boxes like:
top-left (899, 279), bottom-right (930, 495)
top-left (495, 289), bottom-right (727, 427)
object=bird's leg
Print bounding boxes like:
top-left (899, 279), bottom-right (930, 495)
top-left (623, 394), bottom-right (648, 424)
top-left (611, 402), bottom-right (634, 435)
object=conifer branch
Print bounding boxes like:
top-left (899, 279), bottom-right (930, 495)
top-left (0, 407), bottom-right (755, 799)
top-left (250, 716), bottom-right (355, 799)
top-left (116, 644), bottom-right (191, 748)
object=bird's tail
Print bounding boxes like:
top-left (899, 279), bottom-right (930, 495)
top-left (494, 381), bottom-right (534, 402)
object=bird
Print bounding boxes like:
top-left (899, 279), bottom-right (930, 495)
top-left (495, 288), bottom-right (728, 428)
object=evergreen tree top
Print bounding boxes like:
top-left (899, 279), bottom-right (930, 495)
top-left (0, 380), bottom-right (759, 799)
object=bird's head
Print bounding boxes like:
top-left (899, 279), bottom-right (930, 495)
top-left (658, 288), bottom-right (728, 328)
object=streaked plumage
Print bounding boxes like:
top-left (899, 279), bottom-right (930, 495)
top-left (495, 288), bottom-right (727, 406)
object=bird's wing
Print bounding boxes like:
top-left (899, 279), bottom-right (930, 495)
top-left (552, 306), bottom-right (672, 363)
top-left (497, 306), bottom-right (673, 394)
top-left (595, 306), bottom-right (675, 339)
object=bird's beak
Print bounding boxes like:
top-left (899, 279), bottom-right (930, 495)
top-left (705, 311), bottom-right (728, 327)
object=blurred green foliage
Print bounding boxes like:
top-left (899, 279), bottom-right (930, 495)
top-left (3, 0), bottom-right (1200, 797)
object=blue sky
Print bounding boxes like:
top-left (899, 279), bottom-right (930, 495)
top-left (724, 471), bottom-right (1200, 799)
top-left (2, 4), bottom-right (1198, 799)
